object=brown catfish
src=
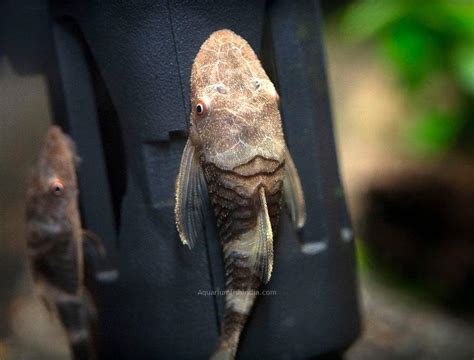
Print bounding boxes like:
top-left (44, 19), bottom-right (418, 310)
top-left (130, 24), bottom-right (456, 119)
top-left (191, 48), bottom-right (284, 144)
top-left (26, 125), bottom-right (98, 360)
top-left (175, 29), bottom-right (306, 359)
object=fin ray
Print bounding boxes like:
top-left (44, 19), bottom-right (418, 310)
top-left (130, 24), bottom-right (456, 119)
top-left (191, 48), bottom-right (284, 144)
top-left (248, 187), bottom-right (273, 284)
top-left (82, 230), bottom-right (105, 257)
top-left (175, 139), bottom-right (208, 249)
top-left (283, 147), bottom-right (306, 229)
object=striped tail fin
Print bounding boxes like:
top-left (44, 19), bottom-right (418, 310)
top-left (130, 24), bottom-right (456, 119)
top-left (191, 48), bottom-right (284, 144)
top-left (211, 287), bottom-right (258, 360)
top-left (211, 187), bottom-right (273, 359)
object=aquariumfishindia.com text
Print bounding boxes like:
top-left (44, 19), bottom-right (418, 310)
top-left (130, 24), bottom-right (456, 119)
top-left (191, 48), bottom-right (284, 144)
top-left (197, 289), bottom-right (277, 296)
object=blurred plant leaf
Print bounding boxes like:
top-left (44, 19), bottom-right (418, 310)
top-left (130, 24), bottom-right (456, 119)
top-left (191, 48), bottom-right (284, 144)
top-left (340, 0), bottom-right (405, 43)
top-left (379, 19), bottom-right (442, 87)
top-left (452, 45), bottom-right (474, 95)
top-left (338, 0), bottom-right (474, 155)
top-left (438, 1), bottom-right (474, 38)
top-left (404, 112), bottom-right (464, 156)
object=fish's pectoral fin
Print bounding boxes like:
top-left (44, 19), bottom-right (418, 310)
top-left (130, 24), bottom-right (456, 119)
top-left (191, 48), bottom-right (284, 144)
top-left (82, 230), bottom-right (106, 257)
top-left (249, 187), bottom-right (274, 284)
top-left (175, 139), bottom-right (209, 249)
top-left (82, 230), bottom-right (119, 283)
top-left (283, 146), bottom-right (306, 229)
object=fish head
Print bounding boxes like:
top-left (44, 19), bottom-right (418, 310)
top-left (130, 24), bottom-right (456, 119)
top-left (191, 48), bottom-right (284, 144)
top-left (190, 29), bottom-right (285, 171)
top-left (26, 126), bottom-right (79, 219)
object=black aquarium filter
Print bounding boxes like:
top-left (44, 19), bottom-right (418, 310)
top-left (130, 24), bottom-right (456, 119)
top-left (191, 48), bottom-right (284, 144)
top-left (4, 0), bottom-right (360, 358)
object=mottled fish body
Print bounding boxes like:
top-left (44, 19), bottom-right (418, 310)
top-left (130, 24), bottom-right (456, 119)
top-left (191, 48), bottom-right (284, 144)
top-left (176, 29), bottom-right (306, 359)
top-left (26, 126), bottom-right (96, 360)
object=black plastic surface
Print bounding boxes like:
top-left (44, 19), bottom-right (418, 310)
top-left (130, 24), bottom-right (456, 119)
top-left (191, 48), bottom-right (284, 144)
top-left (2, 1), bottom-right (360, 358)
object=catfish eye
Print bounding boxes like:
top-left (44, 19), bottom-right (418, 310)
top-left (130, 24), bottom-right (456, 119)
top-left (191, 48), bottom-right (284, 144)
top-left (50, 179), bottom-right (64, 196)
top-left (195, 99), bottom-right (208, 116)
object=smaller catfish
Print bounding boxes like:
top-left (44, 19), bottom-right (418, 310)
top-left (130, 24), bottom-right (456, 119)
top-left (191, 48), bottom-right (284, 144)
top-left (26, 126), bottom-right (101, 360)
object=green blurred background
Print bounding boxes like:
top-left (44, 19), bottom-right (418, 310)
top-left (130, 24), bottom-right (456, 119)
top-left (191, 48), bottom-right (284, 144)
top-left (323, 1), bottom-right (474, 358)
top-left (334, 0), bottom-right (474, 157)
top-left (325, 0), bottom-right (474, 307)
top-left (0, 0), bottom-right (473, 359)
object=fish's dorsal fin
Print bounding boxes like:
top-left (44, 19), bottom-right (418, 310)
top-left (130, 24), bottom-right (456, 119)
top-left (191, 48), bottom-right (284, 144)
top-left (248, 187), bottom-right (274, 284)
top-left (283, 146), bottom-right (306, 229)
top-left (175, 139), bottom-right (209, 249)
